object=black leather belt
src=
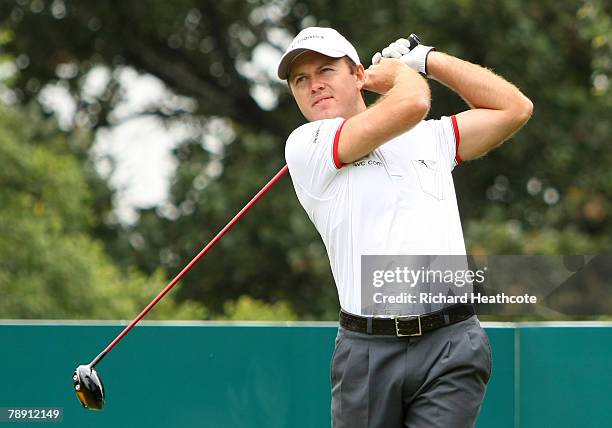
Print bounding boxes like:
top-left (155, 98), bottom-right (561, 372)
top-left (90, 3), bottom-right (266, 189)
top-left (339, 303), bottom-right (475, 336)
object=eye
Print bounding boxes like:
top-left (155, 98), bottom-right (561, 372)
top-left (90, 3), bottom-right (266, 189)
top-left (294, 76), bottom-right (306, 85)
top-left (322, 67), bottom-right (333, 72)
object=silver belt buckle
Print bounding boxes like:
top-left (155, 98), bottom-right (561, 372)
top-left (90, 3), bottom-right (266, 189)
top-left (395, 315), bottom-right (422, 337)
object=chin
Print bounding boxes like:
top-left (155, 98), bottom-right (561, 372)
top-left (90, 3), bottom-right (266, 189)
top-left (309, 109), bottom-right (340, 122)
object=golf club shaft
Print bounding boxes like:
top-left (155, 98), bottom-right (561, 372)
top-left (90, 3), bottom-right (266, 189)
top-left (90, 164), bottom-right (289, 368)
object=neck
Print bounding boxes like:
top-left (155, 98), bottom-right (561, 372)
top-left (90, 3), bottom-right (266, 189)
top-left (344, 97), bottom-right (367, 119)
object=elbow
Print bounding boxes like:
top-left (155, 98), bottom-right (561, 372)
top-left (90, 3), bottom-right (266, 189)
top-left (401, 94), bottom-right (430, 122)
top-left (394, 75), bottom-right (431, 123)
top-left (415, 95), bottom-right (431, 118)
top-left (396, 95), bottom-right (431, 125)
top-left (415, 83), bottom-right (432, 117)
top-left (504, 95), bottom-right (533, 131)
top-left (515, 95), bottom-right (534, 125)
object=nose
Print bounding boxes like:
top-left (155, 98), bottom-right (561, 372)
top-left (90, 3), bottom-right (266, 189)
top-left (309, 75), bottom-right (325, 92)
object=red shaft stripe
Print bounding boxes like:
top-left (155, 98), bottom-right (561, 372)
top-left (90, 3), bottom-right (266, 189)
top-left (100, 165), bottom-right (289, 357)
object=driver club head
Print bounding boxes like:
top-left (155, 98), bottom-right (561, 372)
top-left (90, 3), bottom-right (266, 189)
top-left (72, 365), bottom-right (105, 411)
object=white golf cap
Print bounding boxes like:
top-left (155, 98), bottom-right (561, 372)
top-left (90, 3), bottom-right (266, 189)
top-left (277, 27), bottom-right (361, 80)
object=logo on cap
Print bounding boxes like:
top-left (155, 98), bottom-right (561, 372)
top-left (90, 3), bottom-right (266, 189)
top-left (291, 34), bottom-right (325, 49)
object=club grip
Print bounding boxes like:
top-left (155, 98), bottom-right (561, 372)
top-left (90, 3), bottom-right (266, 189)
top-left (407, 33), bottom-right (421, 49)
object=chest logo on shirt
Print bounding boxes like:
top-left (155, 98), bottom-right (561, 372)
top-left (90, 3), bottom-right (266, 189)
top-left (417, 160), bottom-right (434, 169)
top-left (353, 159), bottom-right (383, 167)
top-left (312, 124), bottom-right (321, 144)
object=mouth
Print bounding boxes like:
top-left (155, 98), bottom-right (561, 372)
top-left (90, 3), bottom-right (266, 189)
top-left (312, 96), bottom-right (334, 107)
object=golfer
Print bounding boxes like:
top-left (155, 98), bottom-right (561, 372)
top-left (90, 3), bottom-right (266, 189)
top-left (278, 27), bottom-right (532, 427)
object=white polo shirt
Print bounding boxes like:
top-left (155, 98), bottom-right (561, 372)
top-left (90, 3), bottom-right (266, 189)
top-left (285, 116), bottom-right (466, 315)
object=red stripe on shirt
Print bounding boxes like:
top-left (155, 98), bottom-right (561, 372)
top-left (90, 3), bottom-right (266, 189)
top-left (451, 115), bottom-right (463, 164)
top-left (333, 119), bottom-right (347, 169)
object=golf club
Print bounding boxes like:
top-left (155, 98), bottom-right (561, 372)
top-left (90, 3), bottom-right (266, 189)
top-left (73, 165), bottom-right (289, 410)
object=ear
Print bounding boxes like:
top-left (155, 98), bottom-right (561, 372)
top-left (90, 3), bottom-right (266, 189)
top-left (354, 64), bottom-right (366, 90)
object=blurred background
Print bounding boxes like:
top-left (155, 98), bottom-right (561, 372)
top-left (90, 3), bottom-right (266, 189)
top-left (1, 0), bottom-right (610, 322)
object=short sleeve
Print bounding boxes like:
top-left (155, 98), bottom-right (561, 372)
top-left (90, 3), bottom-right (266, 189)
top-left (428, 115), bottom-right (463, 171)
top-left (285, 117), bottom-right (346, 197)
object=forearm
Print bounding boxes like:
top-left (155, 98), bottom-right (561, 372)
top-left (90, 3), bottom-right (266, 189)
top-left (338, 65), bottom-right (430, 164)
top-left (373, 67), bottom-right (431, 133)
top-left (359, 66), bottom-right (430, 146)
top-left (427, 51), bottom-right (532, 113)
top-left (372, 40), bottom-right (533, 160)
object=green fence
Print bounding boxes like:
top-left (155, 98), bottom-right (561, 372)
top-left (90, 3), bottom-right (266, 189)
top-left (0, 321), bottom-right (610, 427)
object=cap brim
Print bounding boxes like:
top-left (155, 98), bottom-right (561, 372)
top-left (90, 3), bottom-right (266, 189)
top-left (277, 47), bottom-right (347, 80)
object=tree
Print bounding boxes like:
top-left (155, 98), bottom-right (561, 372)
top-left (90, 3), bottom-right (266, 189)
top-left (0, 104), bottom-right (206, 319)
top-left (1, 0), bottom-right (610, 319)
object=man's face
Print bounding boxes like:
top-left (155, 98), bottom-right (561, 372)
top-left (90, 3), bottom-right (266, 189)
top-left (288, 51), bottom-right (365, 122)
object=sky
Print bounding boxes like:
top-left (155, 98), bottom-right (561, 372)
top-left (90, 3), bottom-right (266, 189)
top-left (36, 66), bottom-right (189, 223)
top-left (32, 39), bottom-right (286, 224)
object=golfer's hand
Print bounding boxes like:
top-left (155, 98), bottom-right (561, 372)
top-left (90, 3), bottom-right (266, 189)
top-left (363, 58), bottom-right (413, 95)
top-left (373, 36), bottom-right (435, 75)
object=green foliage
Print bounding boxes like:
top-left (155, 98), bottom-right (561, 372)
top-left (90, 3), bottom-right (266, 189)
top-left (0, 105), bottom-right (206, 319)
top-left (465, 218), bottom-right (605, 255)
top-left (0, 0), bottom-right (610, 320)
top-left (215, 295), bottom-right (298, 321)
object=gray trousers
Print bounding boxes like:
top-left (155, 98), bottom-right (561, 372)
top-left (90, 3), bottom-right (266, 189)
top-left (331, 315), bottom-right (492, 428)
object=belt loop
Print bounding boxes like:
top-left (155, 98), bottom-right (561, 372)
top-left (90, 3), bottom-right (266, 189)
top-left (366, 317), bottom-right (373, 334)
top-left (444, 313), bottom-right (450, 325)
